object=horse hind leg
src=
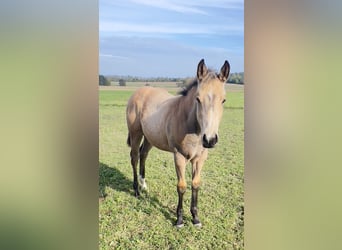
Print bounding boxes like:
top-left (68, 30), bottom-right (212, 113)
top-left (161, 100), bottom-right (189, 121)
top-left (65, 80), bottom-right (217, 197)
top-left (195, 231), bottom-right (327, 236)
top-left (128, 132), bottom-right (143, 197)
top-left (138, 137), bottom-right (152, 190)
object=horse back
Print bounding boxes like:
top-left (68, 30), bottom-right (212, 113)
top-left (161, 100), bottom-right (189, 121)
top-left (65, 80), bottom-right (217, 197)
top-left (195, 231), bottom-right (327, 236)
top-left (127, 86), bottom-right (173, 115)
top-left (126, 87), bottom-right (175, 150)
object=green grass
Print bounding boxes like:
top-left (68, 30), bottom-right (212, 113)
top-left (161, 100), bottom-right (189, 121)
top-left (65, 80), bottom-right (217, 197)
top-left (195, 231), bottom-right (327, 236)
top-left (99, 87), bottom-right (244, 249)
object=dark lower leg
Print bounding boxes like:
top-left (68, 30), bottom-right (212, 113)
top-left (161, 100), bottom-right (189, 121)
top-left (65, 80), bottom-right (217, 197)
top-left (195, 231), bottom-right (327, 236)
top-left (176, 187), bottom-right (186, 227)
top-left (130, 150), bottom-right (139, 197)
top-left (190, 155), bottom-right (205, 226)
top-left (139, 140), bottom-right (151, 179)
top-left (139, 145), bottom-right (145, 178)
top-left (174, 152), bottom-right (187, 227)
top-left (191, 187), bottom-right (201, 225)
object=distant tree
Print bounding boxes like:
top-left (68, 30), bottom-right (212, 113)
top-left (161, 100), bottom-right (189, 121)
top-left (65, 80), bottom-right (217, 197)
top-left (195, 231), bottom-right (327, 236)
top-left (118, 79), bottom-right (126, 86)
top-left (227, 72), bottom-right (244, 84)
top-left (99, 75), bottom-right (111, 86)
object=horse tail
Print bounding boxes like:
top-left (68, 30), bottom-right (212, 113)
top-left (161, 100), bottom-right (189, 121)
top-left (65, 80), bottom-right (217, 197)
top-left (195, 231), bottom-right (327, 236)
top-left (127, 133), bottom-right (131, 147)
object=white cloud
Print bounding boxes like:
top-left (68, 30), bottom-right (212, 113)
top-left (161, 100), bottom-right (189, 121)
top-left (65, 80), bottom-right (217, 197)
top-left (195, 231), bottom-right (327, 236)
top-left (99, 54), bottom-right (130, 60)
top-left (131, 0), bottom-right (207, 14)
top-left (182, 0), bottom-right (243, 9)
top-left (99, 0), bottom-right (244, 76)
top-left (99, 36), bottom-right (244, 76)
top-left (101, 0), bottom-right (243, 14)
top-left (99, 21), bottom-right (243, 35)
top-left (130, 0), bottom-right (243, 13)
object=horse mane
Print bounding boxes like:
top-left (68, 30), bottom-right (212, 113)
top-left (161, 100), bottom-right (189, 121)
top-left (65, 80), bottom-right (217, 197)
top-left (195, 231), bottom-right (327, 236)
top-left (179, 78), bottom-right (198, 96)
top-left (179, 69), bottom-right (217, 96)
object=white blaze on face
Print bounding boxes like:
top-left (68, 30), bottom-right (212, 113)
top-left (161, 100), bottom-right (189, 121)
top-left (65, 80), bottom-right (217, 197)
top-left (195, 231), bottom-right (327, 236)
top-left (202, 93), bottom-right (214, 138)
top-left (197, 88), bottom-right (224, 141)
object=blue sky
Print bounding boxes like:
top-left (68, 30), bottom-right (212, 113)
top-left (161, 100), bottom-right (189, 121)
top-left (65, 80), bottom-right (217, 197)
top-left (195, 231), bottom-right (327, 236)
top-left (99, 0), bottom-right (244, 77)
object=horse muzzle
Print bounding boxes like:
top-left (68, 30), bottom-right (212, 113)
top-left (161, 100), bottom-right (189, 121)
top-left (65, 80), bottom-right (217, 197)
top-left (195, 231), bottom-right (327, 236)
top-left (202, 134), bottom-right (218, 148)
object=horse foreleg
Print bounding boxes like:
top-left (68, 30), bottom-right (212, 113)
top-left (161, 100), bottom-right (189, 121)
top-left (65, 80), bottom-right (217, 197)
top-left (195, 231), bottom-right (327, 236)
top-left (190, 150), bottom-right (208, 227)
top-left (129, 133), bottom-right (143, 197)
top-left (191, 187), bottom-right (200, 226)
top-left (174, 152), bottom-right (187, 228)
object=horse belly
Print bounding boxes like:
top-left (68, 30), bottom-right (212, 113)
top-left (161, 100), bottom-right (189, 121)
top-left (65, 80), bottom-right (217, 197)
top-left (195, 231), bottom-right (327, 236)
top-left (141, 119), bottom-right (171, 152)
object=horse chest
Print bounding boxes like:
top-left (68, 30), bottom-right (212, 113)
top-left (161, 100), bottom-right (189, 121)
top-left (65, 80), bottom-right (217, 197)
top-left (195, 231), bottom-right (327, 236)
top-left (184, 135), bottom-right (200, 148)
top-left (178, 134), bottom-right (203, 159)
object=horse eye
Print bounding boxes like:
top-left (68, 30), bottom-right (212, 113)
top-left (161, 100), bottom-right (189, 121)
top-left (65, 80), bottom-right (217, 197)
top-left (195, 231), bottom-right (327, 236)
top-left (222, 99), bottom-right (226, 104)
top-left (196, 97), bottom-right (201, 104)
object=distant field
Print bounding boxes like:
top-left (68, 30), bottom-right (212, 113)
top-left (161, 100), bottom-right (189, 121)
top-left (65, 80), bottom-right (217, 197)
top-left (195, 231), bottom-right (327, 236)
top-left (100, 82), bottom-right (244, 93)
top-left (99, 85), bottom-right (244, 249)
top-left (105, 81), bottom-right (181, 92)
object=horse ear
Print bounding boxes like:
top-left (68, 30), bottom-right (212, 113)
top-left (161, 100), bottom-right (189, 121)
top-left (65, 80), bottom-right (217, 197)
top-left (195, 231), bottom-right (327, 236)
top-left (197, 59), bottom-right (208, 81)
top-left (219, 60), bottom-right (230, 82)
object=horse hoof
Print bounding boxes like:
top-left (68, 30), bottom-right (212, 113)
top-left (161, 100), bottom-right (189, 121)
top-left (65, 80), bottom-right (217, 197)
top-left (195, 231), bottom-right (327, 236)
top-left (192, 219), bottom-right (202, 227)
top-left (176, 223), bottom-right (184, 229)
top-left (138, 176), bottom-right (148, 190)
top-left (134, 190), bottom-right (140, 197)
top-left (193, 222), bottom-right (202, 228)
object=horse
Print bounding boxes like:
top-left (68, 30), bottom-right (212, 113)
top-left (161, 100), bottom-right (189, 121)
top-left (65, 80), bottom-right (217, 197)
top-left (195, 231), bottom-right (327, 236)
top-left (126, 59), bottom-right (230, 228)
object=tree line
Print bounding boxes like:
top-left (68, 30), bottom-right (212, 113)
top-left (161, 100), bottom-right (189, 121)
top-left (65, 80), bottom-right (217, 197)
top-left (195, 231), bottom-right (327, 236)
top-left (227, 72), bottom-right (244, 84)
top-left (99, 72), bottom-right (244, 86)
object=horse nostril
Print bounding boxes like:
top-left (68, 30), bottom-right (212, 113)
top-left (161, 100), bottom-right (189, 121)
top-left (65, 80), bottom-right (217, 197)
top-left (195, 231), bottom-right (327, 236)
top-left (210, 135), bottom-right (218, 147)
top-left (214, 134), bottom-right (218, 144)
top-left (203, 134), bottom-right (218, 148)
top-left (202, 134), bottom-right (210, 148)
top-left (203, 134), bottom-right (208, 144)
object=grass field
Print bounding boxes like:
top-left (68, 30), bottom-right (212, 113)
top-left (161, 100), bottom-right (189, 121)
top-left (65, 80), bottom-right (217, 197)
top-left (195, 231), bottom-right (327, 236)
top-left (99, 84), bottom-right (244, 249)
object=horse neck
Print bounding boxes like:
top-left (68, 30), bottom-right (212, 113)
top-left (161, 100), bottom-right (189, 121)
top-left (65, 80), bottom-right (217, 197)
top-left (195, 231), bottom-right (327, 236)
top-left (177, 87), bottom-right (199, 134)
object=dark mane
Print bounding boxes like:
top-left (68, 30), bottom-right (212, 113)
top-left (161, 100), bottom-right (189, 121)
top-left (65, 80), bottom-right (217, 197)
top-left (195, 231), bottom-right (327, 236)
top-left (179, 78), bottom-right (198, 96)
top-left (178, 69), bottom-right (217, 96)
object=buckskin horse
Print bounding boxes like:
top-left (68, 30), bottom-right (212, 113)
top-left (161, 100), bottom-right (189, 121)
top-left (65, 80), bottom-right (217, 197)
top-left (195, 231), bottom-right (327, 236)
top-left (126, 59), bottom-right (230, 228)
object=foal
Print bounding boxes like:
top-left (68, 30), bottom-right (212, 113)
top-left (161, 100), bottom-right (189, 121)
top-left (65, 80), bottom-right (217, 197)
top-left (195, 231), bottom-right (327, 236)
top-left (126, 59), bottom-right (230, 227)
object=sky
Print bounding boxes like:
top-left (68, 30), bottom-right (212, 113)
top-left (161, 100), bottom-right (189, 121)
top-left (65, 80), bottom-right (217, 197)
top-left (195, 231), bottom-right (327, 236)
top-left (99, 0), bottom-right (244, 77)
